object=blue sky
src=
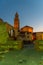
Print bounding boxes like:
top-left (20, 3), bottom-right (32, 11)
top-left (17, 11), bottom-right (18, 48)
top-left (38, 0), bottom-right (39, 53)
top-left (0, 0), bottom-right (43, 32)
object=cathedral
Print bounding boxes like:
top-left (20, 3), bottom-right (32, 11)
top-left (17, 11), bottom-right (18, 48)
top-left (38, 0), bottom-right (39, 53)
top-left (6, 12), bottom-right (33, 41)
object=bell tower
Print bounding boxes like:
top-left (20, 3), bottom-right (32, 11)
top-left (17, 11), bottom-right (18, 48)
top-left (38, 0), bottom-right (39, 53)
top-left (14, 12), bottom-right (20, 38)
top-left (14, 12), bottom-right (20, 31)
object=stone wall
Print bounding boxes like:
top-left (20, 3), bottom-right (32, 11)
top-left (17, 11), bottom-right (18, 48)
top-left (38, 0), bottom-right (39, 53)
top-left (36, 32), bottom-right (43, 40)
top-left (6, 22), bottom-right (14, 32)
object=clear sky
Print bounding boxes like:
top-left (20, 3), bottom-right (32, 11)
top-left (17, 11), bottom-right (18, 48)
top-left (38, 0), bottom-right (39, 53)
top-left (0, 0), bottom-right (43, 32)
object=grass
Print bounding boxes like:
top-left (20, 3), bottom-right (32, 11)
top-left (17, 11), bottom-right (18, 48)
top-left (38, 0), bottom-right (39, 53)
top-left (0, 46), bottom-right (43, 65)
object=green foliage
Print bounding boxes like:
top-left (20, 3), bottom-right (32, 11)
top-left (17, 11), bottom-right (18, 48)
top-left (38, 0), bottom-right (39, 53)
top-left (6, 39), bottom-right (22, 50)
top-left (0, 20), bottom-right (22, 50)
top-left (0, 22), bottom-right (8, 44)
top-left (34, 40), bottom-right (43, 50)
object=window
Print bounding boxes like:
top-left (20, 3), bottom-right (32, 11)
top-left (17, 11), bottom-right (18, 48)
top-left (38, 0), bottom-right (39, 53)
top-left (11, 29), bottom-right (13, 36)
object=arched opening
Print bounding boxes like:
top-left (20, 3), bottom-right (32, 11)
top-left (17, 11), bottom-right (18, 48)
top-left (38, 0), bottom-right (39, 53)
top-left (23, 40), bottom-right (34, 48)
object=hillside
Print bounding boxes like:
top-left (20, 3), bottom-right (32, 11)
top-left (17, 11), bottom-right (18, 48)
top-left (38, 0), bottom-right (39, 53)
top-left (0, 19), bottom-right (8, 44)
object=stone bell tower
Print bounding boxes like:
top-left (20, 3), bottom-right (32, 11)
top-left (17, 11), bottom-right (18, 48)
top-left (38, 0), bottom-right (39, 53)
top-left (14, 12), bottom-right (20, 30)
top-left (14, 12), bottom-right (20, 38)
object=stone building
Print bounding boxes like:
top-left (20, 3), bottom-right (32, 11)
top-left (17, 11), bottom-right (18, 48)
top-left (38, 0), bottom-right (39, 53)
top-left (7, 12), bottom-right (33, 41)
top-left (33, 32), bottom-right (43, 40)
top-left (20, 26), bottom-right (33, 32)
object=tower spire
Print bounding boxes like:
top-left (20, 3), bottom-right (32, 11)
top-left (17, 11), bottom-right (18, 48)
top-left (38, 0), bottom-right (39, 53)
top-left (15, 12), bottom-right (19, 17)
